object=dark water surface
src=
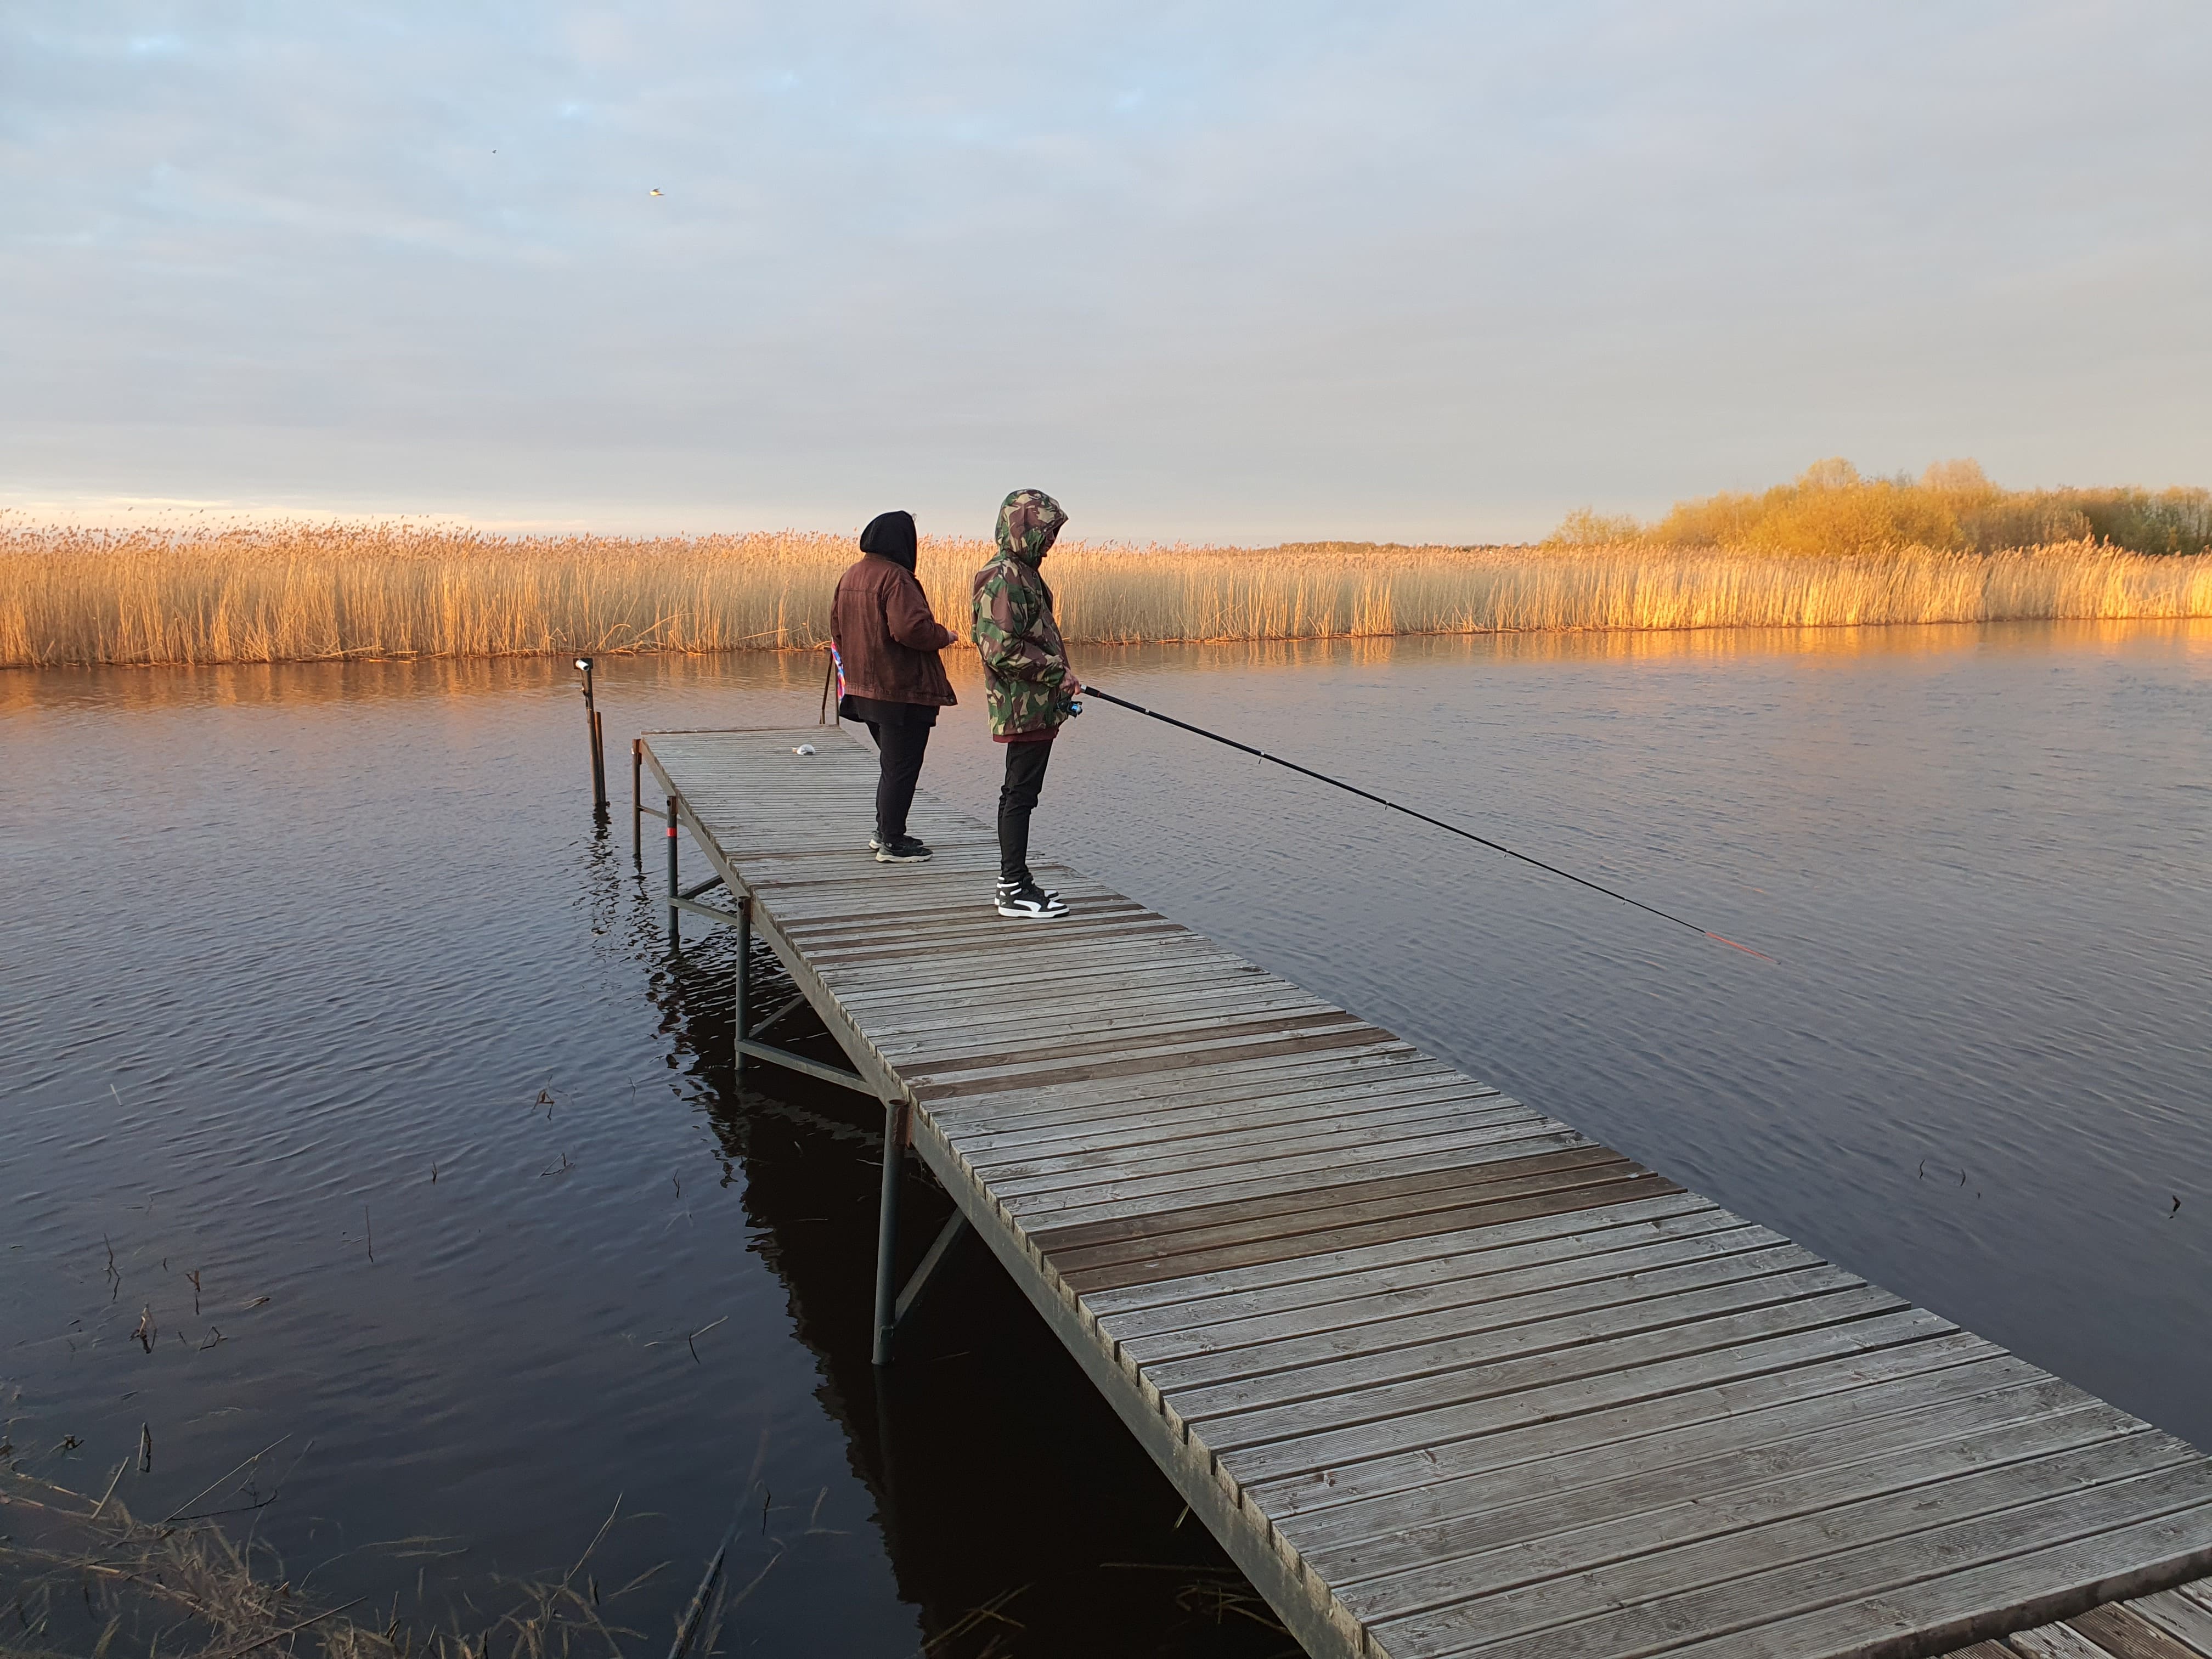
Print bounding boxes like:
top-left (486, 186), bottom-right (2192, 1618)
top-left (4, 624), bottom-right (2209, 1655)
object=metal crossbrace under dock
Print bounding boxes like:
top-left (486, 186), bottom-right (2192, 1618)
top-left (637, 726), bottom-right (2212, 1659)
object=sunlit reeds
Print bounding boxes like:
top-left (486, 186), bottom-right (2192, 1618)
top-left (3, 520), bottom-right (2209, 668)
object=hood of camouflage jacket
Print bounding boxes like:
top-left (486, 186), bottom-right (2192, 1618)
top-left (995, 489), bottom-right (1066, 567)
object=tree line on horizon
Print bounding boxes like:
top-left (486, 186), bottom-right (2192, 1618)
top-left (1550, 459), bottom-right (2212, 557)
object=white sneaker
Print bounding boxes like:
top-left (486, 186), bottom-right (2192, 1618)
top-left (995, 881), bottom-right (1068, 919)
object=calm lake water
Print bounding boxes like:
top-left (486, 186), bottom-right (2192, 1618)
top-left (4, 623), bottom-right (2209, 1656)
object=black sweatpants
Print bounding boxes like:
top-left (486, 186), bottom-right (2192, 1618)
top-left (866, 721), bottom-right (931, 844)
top-left (997, 738), bottom-right (1054, 884)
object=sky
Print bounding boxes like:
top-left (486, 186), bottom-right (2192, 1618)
top-left (3, 2), bottom-right (2208, 544)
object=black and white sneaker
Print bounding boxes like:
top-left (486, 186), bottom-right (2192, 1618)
top-left (994, 880), bottom-right (1068, 919)
top-left (995, 876), bottom-right (1059, 902)
top-left (874, 836), bottom-right (933, 863)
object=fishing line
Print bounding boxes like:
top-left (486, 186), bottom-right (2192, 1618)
top-left (1085, 686), bottom-right (1773, 962)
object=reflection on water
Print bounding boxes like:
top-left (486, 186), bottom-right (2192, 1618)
top-left (3, 619), bottom-right (2208, 1654)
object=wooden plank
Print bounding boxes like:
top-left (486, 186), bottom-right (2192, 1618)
top-left (864, 981), bottom-right (1339, 1050)
top-left (994, 1118), bottom-right (1583, 1212)
top-left (943, 1073), bottom-right (1506, 1166)
top-left (1036, 1146), bottom-right (1630, 1258)
top-left (1106, 1217), bottom-right (1780, 1363)
top-left (1217, 1308), bottom-right (1968, 1487)
top-left (903, 1009), bottom-right (1380, 1077)
top-left (925, 1053), bottom-right (1481, 1143)
top-left (1199, 1285), bottom-right (1916, 1457)
top-left (968, 1081), bottom-right (1528, 1185)
top-left (941, 1081), bottom-right (1513, 1179)
top-left (1031, 1148), bottom-right (1638, 1277)
top-left (922, 1046), bottom-right (1468, 1132)
top-left (904, 1018), bottom-right (1393, 1096)
top-left (808, 918), bottom-right (1193, 966)
top-left (1390, 1456), bottom-right (2212, 1659)
top-left (1143, 1242), bottom-right (1826, 1395)
top-left (1062, 1169), bottom-right (1684, 1294)
top-left (914, 1024), bottom-right (1414, 1101)
top-left (2124, 1589), bottom-right (2212, 1656)
top-left (1175, 1264), bottom-right (1874, 1426)
top-left (1008, 1137), bottom-right (1595, 1234)
top-left (787, 894), bottom-right (1164, 936)
top-left (1285, 1356), bottom-right (2062, 1560)
top-left (1249, 1331), bottom-right (2007, 1520)
top-left (923, 1034), bottom-right (1442, 1115)
top-left (1646, 1504), bottom-right (2212, 1659)
top-left (832, 935), bottom-right (1255, 996)
top-left (844, 955), bottom-right (1286, 1013)
top-left (1013, 1111), bottom-right (1551, 1197)
top-left (1333, 1399), bottom-right (2142, 1620)
top-left (1081, 1189), bottom-right (1721, 1318)
top-left (2013, 1627), bottom-right (2129, 1659)
top-left (982, 1108), bottom-right (1568, 1204)
top-left (2069, 1602), bottom-right (2212, 1659)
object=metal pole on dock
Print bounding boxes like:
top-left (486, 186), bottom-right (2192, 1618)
top-left (665, 795), bottom-right (680, 950)
top-left (630, 740), bottom-right (643, 868)
top-left (733, 897), bottom-right (750, 1077)
top-left (575, 657), bottom-right (607, 815)
top-left (871, 1099), bottom-right (905, 1367)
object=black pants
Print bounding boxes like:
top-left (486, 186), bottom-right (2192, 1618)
top-left (866, 721), bottom-right (931, 844)
top-left (997, 740), bottom-right (1054, 884)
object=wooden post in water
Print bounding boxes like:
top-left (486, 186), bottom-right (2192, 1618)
top-left (590, 710), bottom-right (607, 814)
top-left (575, 657), bottom-right (607, 816)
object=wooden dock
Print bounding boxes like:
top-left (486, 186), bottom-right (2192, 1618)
top-left (635, 725), bottom-right (2212, 1659)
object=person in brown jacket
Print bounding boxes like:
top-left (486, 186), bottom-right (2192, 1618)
top-left (831, 511), bottom-right (957, 862)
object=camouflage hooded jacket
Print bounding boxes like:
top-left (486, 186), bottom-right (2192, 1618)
top-left (971, 489), bottom-right (1076, 738)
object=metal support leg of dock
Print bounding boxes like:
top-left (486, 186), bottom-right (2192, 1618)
top-left (664, 795), bottom-right (679, 950)
top-left (871, 1099), bottom-right (905, 1367)
top-left (733, 895), bottom-right (749, 1076)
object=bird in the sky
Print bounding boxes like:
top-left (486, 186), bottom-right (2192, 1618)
top-left (648, 188), bottom-right (663, 196)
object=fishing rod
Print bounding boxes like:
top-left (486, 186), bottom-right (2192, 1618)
top-left (1084, 686), bottom-right (1773, 962)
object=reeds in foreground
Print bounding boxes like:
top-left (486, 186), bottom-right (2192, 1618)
top-left (0, 1469), bottom-right (648, 1659)
top-left (2, 521), bottom-right (2208, 668)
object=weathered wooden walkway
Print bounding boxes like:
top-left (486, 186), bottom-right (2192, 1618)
top-left (636, 725), bottom-right (2212, 1659)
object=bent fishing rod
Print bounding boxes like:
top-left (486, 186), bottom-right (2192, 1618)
top-left (1082, 687), bottom-right (1773, 962)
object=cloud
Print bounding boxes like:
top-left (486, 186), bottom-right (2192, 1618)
top-left (3, 1), bottom-right (2208, 540)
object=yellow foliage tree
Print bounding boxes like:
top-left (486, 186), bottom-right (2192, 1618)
top-left (1558, 458), bottom-right (2211, 556)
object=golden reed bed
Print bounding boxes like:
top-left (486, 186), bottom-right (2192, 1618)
top-left (3, 523), bottom-right (2209, 667)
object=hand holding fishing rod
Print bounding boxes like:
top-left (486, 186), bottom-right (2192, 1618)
top-left (1084, 686), bottom-right (1773, 962)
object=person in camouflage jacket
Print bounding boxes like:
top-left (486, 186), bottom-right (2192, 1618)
top-left (972, 488), bottom-right (1080, 918)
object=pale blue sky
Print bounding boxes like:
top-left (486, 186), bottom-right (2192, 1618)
top-left (4, 3), bottom-right (2207, 541)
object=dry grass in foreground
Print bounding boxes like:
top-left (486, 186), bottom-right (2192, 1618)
top-left (4, 521), bottom-right (2210, 668)
top-left (0, 1470), bottom-right (672, 1659)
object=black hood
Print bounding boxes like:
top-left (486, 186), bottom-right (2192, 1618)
top-left (860, 510), bottom-right (918, 571)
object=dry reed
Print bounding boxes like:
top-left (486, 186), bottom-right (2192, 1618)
top-left (4, 521), bottom-right (2209, 669)
top-left (0, 1470), bottom-right (646, 1659)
